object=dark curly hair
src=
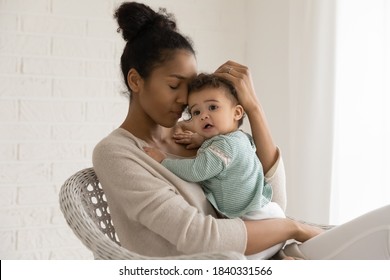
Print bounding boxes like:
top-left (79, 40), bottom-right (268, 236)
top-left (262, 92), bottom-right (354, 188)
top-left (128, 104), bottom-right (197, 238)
top-left (114, 2), bottom-right (195, 97)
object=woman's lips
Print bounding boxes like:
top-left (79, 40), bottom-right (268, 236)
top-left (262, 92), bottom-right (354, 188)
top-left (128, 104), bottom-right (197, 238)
top-left (171, 111), bottom-right (183, 118)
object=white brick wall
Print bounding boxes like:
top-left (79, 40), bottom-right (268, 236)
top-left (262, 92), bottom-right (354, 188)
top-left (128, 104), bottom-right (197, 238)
top-left (0, 0), bottom-right (248, 259)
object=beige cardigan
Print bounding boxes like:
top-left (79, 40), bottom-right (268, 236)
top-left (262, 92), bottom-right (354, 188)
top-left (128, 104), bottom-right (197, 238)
top-left (93, 128), bottom-right (287, 257)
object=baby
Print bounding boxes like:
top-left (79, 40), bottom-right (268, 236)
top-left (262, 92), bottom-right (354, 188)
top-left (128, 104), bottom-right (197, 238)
top-left (144, 73), bottom-right (284, 221)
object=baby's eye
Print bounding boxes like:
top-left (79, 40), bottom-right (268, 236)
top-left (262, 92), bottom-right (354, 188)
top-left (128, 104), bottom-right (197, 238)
top-left (169, 85), bottom-right (179, 90)
top-left (191, 110), bottom-right (200, 117)
top-left (209, 105), bottom-right (218, 111)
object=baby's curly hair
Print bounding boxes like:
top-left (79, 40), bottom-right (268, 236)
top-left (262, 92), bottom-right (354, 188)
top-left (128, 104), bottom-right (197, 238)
top-left (186, 73), bottom-right (244, 127)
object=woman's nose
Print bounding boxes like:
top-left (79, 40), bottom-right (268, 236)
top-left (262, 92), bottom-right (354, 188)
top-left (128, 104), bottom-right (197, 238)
top-left (176, 88), bottom-right (188, 105)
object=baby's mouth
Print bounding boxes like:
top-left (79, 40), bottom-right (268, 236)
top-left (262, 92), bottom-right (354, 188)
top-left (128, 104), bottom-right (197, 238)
top-left (203, 123), bottom-right (213, 129)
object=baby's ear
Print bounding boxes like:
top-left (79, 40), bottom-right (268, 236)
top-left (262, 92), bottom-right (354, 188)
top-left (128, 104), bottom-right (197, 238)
top-left (234, 104), bottom-right (244, 121)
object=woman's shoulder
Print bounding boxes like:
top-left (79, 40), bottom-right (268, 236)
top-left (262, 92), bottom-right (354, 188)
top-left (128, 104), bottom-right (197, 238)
top-left (95, 128), bottom-right (143, 149)
top-left (93, 128), bottom-right (145, 162)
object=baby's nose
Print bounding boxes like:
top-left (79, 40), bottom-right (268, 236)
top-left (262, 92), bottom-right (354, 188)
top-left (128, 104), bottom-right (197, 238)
top-left (201, 113), bottom-right (209, 120)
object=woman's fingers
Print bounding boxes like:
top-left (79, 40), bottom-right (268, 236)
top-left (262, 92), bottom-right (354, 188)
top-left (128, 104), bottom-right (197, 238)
top-left (214, 61), bottom-right (249, 82)
top-left (214, 61), bottom-right (260, 114)
top-left (143, 146), bottom-right (166, 162)
top-left (215, 60), bottom-right (247, 73)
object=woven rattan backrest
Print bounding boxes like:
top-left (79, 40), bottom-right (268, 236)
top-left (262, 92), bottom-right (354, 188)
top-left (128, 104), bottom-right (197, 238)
top-left (80, 170), bottom-right (120, 245)
top-left (60, 168), bottom-right (120, 246)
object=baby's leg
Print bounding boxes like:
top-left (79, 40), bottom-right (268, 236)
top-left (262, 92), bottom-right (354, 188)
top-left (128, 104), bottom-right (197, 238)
top-left (293, 205), bottom-right (390, 259)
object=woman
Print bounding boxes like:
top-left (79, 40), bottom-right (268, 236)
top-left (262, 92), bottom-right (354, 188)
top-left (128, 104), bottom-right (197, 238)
top-left (93, 2), bottom-right (390, 259)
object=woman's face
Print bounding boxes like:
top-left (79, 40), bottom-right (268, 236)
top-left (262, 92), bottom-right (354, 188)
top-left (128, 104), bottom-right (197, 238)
top-left (138, 50), bottom-right (197, 128)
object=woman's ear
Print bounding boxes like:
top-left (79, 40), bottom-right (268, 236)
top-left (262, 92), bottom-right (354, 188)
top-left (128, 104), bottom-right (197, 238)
top-left (234, 104), bottom-right (244, 121)
top-left (127, 68), bottom-right (143, 93)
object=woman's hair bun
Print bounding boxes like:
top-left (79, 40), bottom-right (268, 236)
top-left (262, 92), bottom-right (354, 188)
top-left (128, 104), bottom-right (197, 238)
top-left (114, 2), bottom-right (177, 42)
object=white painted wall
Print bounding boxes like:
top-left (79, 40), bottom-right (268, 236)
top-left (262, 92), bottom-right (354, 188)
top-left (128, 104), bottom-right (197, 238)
top-left (246, 0), bottom-right (290, 163)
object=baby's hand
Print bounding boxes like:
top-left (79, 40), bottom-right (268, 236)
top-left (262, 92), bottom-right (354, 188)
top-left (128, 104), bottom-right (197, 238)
top-left (143, 147), bottom-right (166, 163)
top-left (173, 130), bottom-right (205, 149)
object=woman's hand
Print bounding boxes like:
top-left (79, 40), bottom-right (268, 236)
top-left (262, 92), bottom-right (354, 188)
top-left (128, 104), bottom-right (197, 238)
top-left (244, 218), bottom-right (325, 255)
top-left (293, 220), bottom-right (325, 243)
top-left (214, 60), bottom-right (261, 115)
top-left (143, 147), bottom-right (166, 163)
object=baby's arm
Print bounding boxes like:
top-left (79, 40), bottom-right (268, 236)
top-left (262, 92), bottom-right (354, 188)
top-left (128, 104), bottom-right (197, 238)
top-left (143, 147), bottom-right (166, 163)
top-left (144, 142), bottom-right (225, 183)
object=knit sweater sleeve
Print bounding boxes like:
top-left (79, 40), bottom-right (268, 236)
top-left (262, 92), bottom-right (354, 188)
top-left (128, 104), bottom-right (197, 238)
top-left (161, 140), bottom-right (228, 182)
top-left (92, 129), bottom-right (247, 256)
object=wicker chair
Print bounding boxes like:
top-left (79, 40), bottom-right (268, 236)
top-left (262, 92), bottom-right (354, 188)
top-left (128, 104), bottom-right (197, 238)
top-left (59, 167), bottom-right (246, 260)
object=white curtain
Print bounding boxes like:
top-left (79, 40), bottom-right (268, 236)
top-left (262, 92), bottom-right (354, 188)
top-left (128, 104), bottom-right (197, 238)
top-left (247, 0), bottom-right (389, 224)
top-left (331, 0), bottom-right (390, 224)
top-left (286, 0), bottom-right (336, 224)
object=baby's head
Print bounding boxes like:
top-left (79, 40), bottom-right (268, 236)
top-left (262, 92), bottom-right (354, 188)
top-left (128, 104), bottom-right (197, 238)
top-left (185, 73), bottom-right (244, 138)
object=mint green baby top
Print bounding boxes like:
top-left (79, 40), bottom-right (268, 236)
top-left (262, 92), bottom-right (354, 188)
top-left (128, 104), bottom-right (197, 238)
top-left (162, 130), bottom-right (272, 218)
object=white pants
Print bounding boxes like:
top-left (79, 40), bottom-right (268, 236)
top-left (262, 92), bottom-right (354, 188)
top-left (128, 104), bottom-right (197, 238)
top-left (242, 202), bottom-right (286, 260)
top-left (284, 204), bottom-right (390, 259)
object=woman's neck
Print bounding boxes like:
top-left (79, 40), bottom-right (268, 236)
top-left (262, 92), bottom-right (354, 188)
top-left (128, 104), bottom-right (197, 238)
top-left (119, 107), bottom-right (196, 157)
top-left (120, 110), bottom-right (164, 145)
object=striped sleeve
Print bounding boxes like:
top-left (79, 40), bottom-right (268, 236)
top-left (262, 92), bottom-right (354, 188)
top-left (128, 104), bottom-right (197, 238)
top-left (162, 148), bottom-right (225, 182)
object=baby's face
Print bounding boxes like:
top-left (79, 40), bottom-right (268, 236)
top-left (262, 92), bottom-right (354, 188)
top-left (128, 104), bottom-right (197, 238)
top-left (188, 88), bottom-right (243, 139)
